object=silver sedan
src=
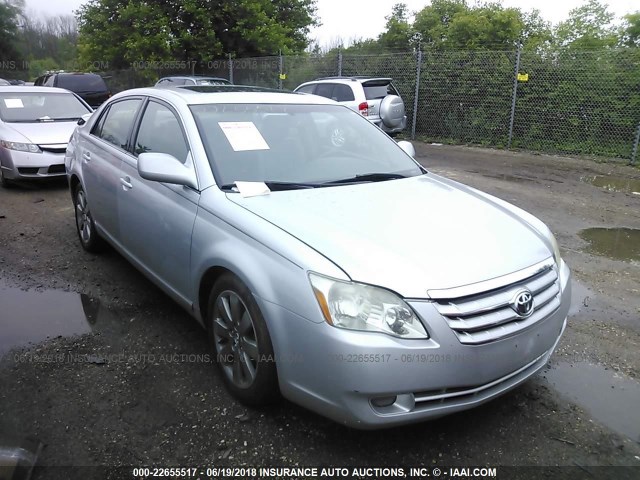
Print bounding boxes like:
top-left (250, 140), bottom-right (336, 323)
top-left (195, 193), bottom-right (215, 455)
top-left (65, 85), bottom-right (571, 429)
top-left (0, 86), bottom-right (92, 187)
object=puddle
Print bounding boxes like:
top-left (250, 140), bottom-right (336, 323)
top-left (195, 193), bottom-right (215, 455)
top-left (0, 281), bottom-right (102, 357)
top-left (578, 227), bottom-right (640, 263)
top-left (543, 362), bottom-right (640, 442)
top-left (581, 174), bottom-right (640, 194)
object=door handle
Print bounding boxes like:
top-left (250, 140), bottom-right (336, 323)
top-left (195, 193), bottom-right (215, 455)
top-left (120, 177), bottom-right (133, 190)
top-left (82, 152), bottom-right (91, 162)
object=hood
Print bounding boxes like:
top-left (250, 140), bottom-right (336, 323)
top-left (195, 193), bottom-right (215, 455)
top-left (227, 174), bottom-right (552, 298)
top-left (2, 121), bottom-right (78, 146)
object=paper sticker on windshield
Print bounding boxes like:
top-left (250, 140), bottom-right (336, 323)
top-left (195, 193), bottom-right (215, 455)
top-left (4, 98), bottom-right (24, 108)
top-left (218, 122), bottom-right (270, 152)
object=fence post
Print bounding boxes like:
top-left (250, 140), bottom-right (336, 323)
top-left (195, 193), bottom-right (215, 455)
top-left (228, 53), bottom-right (233, 83)
top-left (631, 122), bottom-right (640, 165)
top-left (337, 49), bottom-right (343, 77)
top-left (411, 49), bottom-right (422, 141)
top-left (278, 50), bottom-right (283, 90)
top-left (507, 46), bottom-right (522, 149)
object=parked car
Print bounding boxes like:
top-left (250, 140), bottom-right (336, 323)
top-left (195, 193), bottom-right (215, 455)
top-left (35, 72), bottom-right (110, 108)
top-left (66, 85), bottom-right (571, 428)
top-left (294, 76), bottom-right (407, 136)
top-left (0, 79), bottom-right (10, 86)
top-left (0, 86), bottom-right (92, 187)
top-left (155, 76), bottom-right (232, 88)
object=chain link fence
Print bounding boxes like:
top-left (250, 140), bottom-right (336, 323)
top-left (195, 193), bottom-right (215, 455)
top-left (2, 48), bottom-right (639, 163)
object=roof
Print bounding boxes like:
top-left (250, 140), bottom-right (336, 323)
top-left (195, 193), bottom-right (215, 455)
top-left (159, 75), bottom-right (230, 81)
top-left (109, 85), bottom-right (338, 106)
top-left (300, 76), bottom-right (393, 84)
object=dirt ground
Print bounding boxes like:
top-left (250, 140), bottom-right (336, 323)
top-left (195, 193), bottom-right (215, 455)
top-left (0, 143), bottom-right (639, 479)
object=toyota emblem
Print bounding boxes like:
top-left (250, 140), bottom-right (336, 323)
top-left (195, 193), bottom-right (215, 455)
top-left (511, 288), bottom-right (534, 318)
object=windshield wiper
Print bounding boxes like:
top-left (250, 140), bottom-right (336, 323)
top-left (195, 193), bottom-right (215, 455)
top-left (220, 181), bottom-right (322, 192)
top-left (322, 172), bottom-right (409, 185)
top-left (50, 117), bottom-right (82, 122)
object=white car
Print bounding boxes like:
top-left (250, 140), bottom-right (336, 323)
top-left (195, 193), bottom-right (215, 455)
top-left (294, 77), bottom-right (407, 135)
top-left (0, 86), bottom-right (92, 187)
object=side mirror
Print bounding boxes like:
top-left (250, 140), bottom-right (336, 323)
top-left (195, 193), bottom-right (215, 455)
top-left (77, 113), bottom-right (93, 126)
top-left (138, 152), bottom-right (198, 189)
top-left (397, 140), bottom-right (416, 158)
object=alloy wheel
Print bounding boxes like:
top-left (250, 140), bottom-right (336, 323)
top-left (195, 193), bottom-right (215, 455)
top-left (75, 189), bottom-right (92, 244)
top-left (212, 290), bottom-right (260, 388)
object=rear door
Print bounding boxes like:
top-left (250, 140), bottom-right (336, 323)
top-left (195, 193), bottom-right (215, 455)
top-left (117, 99), bottom-right (199, 303)
top-left (79, 97), bottom-right (143, 242)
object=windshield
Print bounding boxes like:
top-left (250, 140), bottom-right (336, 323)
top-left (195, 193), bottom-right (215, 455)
top-left (190, 103), bottom-right (422, 187)
top-left (56, 74), bottom-right (107, 93)
top-left (0, 92), bottom-right (91, 123)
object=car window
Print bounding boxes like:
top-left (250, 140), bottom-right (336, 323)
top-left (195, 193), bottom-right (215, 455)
top-left (56, 74), bottom-right (107, 93)
top-left (195, 78), bottom-right (230, 86)
top-left (332, 84), bottom-right (355, 102)
top-left (314, 83), bottom-right (334, 99)
top-left (363, 81), bottom-right (395, 100)
top-left (190, 103), bottom-right (422, 186)
top-left (296, 84), bottom-right (315, 94)
top-left (134, 101), bottom-right (189, 163)
top-left (94, 99), bottom-right (142, 150)
top-left (44, 76), bottom-right (55, 87)
top-left (0, 92), bottom-right (91, 122)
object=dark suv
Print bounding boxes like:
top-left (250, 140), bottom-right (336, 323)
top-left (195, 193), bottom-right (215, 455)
top-left (35, 72), bottom-right (110, 108)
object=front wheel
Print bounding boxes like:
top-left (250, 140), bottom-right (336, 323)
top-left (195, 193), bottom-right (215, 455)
top-left (207, 273), bottom-right (279, 406)
top-left (0, 168), bottom-right (13, 188)
top-left (73, 183), bottom-right (105, 253)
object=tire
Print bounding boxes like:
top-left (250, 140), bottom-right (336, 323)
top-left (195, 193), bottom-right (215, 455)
top-left (379, 94), bottom-right (406, 129)
top-left (207, 273), bottom-right (279, 406)
top-left (0, 169), bottom-right (13, 188)
top-left (73, 183), bottom-right (105, 253)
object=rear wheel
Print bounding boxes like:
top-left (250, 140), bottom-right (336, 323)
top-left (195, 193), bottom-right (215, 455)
top-left (207, 273), bottom-right (279, 406)
top-left (73, 183), bottom-right (105, 252)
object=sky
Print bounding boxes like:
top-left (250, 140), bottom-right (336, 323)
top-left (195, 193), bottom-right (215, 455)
top-left (25, 0), bottom-right (637, 47)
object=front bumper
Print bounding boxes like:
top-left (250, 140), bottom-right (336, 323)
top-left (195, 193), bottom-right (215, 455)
top-left (260, 265), bottom-right (571, 429)
top-left (0, 148), bottom-right (67, 180)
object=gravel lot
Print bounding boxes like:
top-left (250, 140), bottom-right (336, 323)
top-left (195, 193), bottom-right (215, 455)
top-left (0, 143), bottom-right (639, 479)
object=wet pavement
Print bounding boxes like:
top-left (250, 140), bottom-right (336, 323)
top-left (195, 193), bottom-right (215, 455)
top-left (581, 175), bottom-right (640, 194)
top-left (543, 362), bottom-right (640, 443)
top-left (0, 281), bottom-right (94, 358)
top-left (1, 143), bottom-right (639, 473)
top-left (579, 228), bottom-right (640, 264)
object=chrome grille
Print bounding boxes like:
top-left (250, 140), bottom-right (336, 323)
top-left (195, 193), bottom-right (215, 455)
top-left (433, 264), bottom-right (560, 345)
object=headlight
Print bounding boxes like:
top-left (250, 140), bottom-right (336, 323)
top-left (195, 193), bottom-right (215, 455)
top-left (0, 140), bottom-right (41, 153)
top-left (549, 232), bottom-right (561, 265)
top-left (309, 273), bottom-right (429, 339)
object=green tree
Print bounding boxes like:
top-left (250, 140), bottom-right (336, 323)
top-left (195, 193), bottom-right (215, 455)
top-left (77, 0), bottom-right (317, 69)
top-left (620, 12), bottom-right (640, 47)
top-left (446, 2), bottom-right (526, 50)
top-left (0, 0), bottom-right (23, 61)
top-left (413, 1), bottom-right (541, 50)
top-left (378, 3), bottom-right (413, 51)
top-left (555, 0), bottom-right (617, 48)
top-left (413, 0), bottom-right (468, 48)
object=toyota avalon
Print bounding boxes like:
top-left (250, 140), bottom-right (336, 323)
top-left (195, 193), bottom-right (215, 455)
top-left (65, 85), bottom-right (571, 428)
